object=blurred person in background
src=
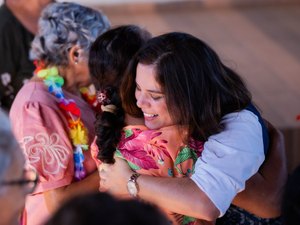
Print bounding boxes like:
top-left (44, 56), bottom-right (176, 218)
top-left (0, 0), bottom-right (54, 111)
top-left (0, 108), bottom-right (38, 225)
top-left (9, 2), bottom-right (110, 225)
top-left (45, 192), bottom-right (171, 225)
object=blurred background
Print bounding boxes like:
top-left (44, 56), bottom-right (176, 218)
top-left (2, 0), bottom-right (300, 171)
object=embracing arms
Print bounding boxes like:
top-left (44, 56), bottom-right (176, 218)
top-left (99, 110), bottom-right (267, 220)
top-left (99, 159), bottom-right (219, 221)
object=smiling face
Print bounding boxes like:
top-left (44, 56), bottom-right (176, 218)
top-left (135, 63), bottom-right (174, 130)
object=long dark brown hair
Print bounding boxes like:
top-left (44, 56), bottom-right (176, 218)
top-left (88, 25), bottom-right (151, 163)
top-left (122, 32), bottom-right (251, 142)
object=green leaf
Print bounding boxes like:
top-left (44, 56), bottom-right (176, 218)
top-left (115, 149), bottom-right (125, 159)
top-left (174, 147), bottom-right (197, 165)
top-left (182, 216), bottom-right (196, 225)
top-left (128, 161), bottom-right (141, 170)
top-left (124, 129), bottom-right (133, 138)
top-left (174, 147), bottom-right (198, 175)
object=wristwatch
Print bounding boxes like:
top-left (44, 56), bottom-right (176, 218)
top-left (127, 173), bottom-right (140, 197)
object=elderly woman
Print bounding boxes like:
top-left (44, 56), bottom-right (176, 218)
top-left (9, 2), bottom-right (110, 225)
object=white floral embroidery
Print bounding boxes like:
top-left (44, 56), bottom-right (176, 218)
top-left (21, 133), bottom-right (69, 175)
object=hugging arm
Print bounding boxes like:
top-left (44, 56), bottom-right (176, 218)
top-left (99, 158), bottom-right (219, 221)
top-left (232, 121), bottom-right (288, 218)
top-left (100, 111), bottom-right (265, 220)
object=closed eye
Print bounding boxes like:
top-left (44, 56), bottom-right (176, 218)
top-left (151, 95), bottom-right (164, 101)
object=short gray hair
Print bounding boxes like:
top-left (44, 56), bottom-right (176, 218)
top-left (0, 109), bottom-right (18, 182)
top-left (30, 2), bottom-right (110, 66)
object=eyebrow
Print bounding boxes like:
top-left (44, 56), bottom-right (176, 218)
top-left (136, 82), bottom-right (164, 95)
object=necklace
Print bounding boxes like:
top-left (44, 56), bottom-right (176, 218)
top-left (34, 61), bottom-right (89, 181)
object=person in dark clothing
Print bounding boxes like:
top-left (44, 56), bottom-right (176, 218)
top-left (0, 0), bottom-right (53, 111)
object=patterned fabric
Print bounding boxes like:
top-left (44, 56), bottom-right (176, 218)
top-left (216, 205), bottom-right (283, 225)
top-left (92, 125), bottom-right (205, 225)
top-left (10, 81), bottom-right (97, 225)
top-left (0, 4), bottom-right (35, 111)
top-left (117, 126), bottom-right (203, 178)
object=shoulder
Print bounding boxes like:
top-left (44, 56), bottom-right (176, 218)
top-left (10, 82), bottom-right (65, 128)
top-left (220, 109), bottom-right (260, 127)
top-left (11, 81), bottom-right (59, 109)
top-left (202, 109), bottom-right (265, 166)
top-left (212, 109), bottom-right (263, 145)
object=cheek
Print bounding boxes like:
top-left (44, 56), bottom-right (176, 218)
top-left (158, 101), bottom-right (171, 118)
top-left (81, 61), bottom-right (90, 77)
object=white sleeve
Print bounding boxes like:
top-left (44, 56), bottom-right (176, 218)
top-left (190, 110), bottom-right (265, 217)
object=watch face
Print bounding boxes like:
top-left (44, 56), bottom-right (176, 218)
top-left (127, 181), bottom-right (138, 196)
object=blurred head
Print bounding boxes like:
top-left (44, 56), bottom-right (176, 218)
top-left (89, 25), bottom-right (151, 90)
top-left (89, 25), bottom-right (151, 164)
top-left (45, 192), bottom-right (170, 225)
top-left (30, 2), bottom-right (110, 87)
top-left (122, 32), bottom-right (251, 141)
top-left (0, 109), bottom-right (38, 225)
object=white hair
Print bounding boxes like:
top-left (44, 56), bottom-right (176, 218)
top-left (30, 2), bottom-right (110, 66)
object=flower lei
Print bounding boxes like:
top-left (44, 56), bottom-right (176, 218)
top-left (34, 61), bottom-right (90, 181)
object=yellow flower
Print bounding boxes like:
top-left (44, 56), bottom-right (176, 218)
top-left (37, 67), bottom-right (59, 79)
top-left (70, 123), bottom-right (88, 146)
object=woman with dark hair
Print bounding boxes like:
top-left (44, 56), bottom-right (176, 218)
top-left (9, 2), bottom-right (110, 225)
top-left (98, 32), bottom-right (286, 225)
top-left (89, 25), bottom-right (151, 166)
top-left (89, 26), bottom-right (208, 224)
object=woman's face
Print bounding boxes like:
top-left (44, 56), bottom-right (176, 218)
top-left (135, 63), bottom-right (174, 130)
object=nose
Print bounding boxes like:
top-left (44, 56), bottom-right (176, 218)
top-left (136, 92), bottom-right (149, 109)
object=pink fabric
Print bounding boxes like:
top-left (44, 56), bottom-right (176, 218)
top-left (91, 125), bottom-right (204, 224)
top-left (92, 125), bottom-right (203, 177)
top-left (10, 81), bottom-right (97, 225)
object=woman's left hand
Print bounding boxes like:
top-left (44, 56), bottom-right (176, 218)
top-left (98, 157), bottom-right (132, 196)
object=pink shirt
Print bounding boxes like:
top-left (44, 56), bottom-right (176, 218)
top-left (91, 125), bottom-right (204, 225)
top-left (10, 81), bottom-right (97, 225)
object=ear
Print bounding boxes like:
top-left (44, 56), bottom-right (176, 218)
top-left (68, 45), bottom-right (81, 65)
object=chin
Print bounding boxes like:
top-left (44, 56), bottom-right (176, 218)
top-left (145, 122), bottom-right (161, 130)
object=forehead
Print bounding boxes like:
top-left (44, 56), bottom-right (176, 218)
top-left (136, 63), bottom-right (161, 91)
